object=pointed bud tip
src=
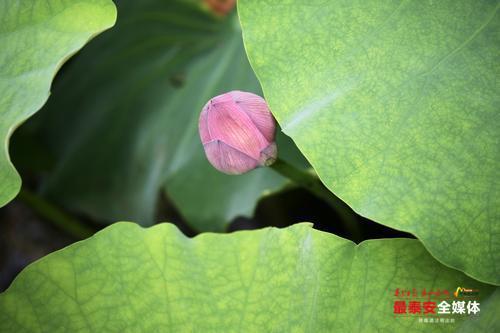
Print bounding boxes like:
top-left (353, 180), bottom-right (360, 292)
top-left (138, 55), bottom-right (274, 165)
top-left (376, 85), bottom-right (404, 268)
top-left (259, 142), bottom-right (277, 167)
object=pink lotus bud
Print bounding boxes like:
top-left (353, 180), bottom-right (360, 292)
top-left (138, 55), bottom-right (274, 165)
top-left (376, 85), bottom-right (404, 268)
top-left (199, 90), bottom-right (277, 175)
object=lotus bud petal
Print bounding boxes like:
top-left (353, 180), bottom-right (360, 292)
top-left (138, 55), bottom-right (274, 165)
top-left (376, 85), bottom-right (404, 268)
top-left (199, 90), bottom-right (277, 175)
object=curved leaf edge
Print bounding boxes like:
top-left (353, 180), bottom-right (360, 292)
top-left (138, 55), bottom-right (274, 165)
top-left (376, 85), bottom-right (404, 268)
top-left (1, 221), bottom-right (431, 296)
top-left (237, 6), bottom-right (499, 287)
top-left (0, 2), bottom-right (118, 208)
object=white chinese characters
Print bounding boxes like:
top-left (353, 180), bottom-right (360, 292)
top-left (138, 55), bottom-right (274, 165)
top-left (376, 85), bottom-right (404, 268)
top-left (437, 300), bottom-right (480, 315)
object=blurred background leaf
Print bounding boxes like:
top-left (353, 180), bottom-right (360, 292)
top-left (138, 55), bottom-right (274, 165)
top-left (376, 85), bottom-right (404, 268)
top-left (12, 0), bottom-right (306, 231)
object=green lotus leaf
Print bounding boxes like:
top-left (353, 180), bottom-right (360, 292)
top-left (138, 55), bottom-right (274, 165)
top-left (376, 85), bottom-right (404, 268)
top-left (0, 222), bottom-right (498, 332)
top-left (238, 0), bottom-right (500, 284)
top-left (25, 0), bottom-right (302, 230)
top-left (0, 0), bottom-right (116, 207)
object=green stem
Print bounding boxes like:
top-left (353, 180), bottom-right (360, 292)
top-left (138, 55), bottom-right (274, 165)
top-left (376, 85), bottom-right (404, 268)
top-left (270, 158), bottom-right (362, 242)
top-left (17, 189), bottom-right (95, 239)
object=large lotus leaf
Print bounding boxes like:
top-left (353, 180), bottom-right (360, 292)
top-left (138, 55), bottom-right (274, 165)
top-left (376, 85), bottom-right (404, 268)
top-left (0, 0), bottom-right (116, 207)
top-left (0, 222), bottom-right (498, 332)
top-left (238, 0), bottom-right (500, 284)
top-left (27, 0), bottom-right (300, 230)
